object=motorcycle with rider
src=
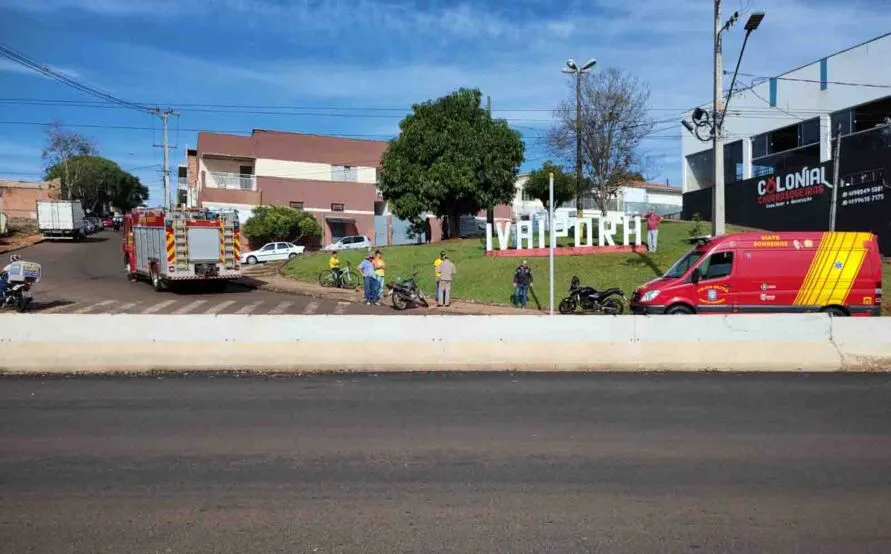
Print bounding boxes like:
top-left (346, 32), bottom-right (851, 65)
top-left (1, 254), bottom-right (41, 313)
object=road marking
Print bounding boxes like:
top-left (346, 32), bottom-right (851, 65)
top-left (141, 299), bottom-right (177, 314)
top-left (235, 301), bottom-right (263, 314)
top-left (334, 301), bottom-right (349, 315)
top-left (111, 302), bottom-right (139, 314)
top-left (204, 300), bottom-right (236, 314)
top-left (302, 301), bottom-right (320, 314)
top-left (72, 300), bottom-right (115, 314)
top-left (172, 300), bottom-right (208, 315)
top-left (41, 302), bottom-right (78, 314)
top-left (268, 301), bottom-right (293, 315)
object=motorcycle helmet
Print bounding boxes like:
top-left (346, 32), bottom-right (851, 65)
top-left (571, 276), bottom-right (580, 290)
top-left (9, 254), bottom-right (20, 263)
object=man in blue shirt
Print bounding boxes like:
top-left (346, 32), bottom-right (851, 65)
top-left (358, 254), bottom-right (378, 305)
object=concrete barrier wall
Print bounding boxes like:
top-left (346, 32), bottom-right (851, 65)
top-left (0, 314), bottom-right (888, 373)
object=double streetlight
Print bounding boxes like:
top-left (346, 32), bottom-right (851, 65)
top-left (562, 58), bottom-right (596, 220)
top-left (682, 4), bottom-right (765, 237)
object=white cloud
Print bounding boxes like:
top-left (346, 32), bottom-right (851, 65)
top-left (0, 59), bottom-right (82, 79)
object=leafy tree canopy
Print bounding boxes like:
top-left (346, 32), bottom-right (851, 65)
top-left (523, 161), bottom-right (576, 211)
top-left (45, 155), bottom-right (148, 213)
top-left (242, 205), bottom-right (322, 246)
top-left (379, 88), bottom-right (525, 236)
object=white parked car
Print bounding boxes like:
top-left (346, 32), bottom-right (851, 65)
top-left (323, 235), bottom-right (372, 251)
top-left (240, 242), bottom-right (305, 264)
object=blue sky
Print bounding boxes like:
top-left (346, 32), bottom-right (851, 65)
top-left (1, 0), bottom-right (889, 203)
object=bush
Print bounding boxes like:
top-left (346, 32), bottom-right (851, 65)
top-left (689, 213), bottom-right (703, 237)
top-left (242, 205), bottom-right (321, 246)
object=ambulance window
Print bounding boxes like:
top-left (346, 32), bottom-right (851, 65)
top-left (700, 251), bottom-right (734, 280)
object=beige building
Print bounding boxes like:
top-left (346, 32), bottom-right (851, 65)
top-left (0, 179), bottom-right (61, 222)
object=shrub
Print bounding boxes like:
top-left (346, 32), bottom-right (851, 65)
top-left (242, 205), bottom-right (322, 246)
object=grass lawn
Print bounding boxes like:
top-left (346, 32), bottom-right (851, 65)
top-left (285, 220), bottom-right (746, 308)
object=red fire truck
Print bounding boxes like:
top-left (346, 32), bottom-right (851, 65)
top-left (122, 207), bottom-right (242, 291)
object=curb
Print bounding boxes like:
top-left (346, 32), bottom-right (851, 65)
top-left (0, 235), bottom-right (44, 255)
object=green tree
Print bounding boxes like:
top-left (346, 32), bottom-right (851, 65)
top-left (242, 205), bottom-right (322, 246)
top-left (523, 162), bottom-right (575, 216)
top-left (41, 121), bottom-right (98, 201)
top-left (45, 155), bottom-right (148, 213)
top-left (379, 88), bottom-right (525, 238)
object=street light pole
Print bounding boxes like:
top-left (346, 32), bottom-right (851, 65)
top-left (712, 0), bottom-right (726, 237)
top-left (562, 58), bottom-right (596, 222)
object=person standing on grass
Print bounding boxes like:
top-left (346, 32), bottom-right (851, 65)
top-left (373, 250), bottom-right (386, 304)
top-left (437, 255), bottom-right (456, 307)
top-left (645, 208), bottom-right (664, 253)
top-left (512, 260), bottom-right (533, 310)
top-left (433, 250), bottom-right (444, 302)
top-left (358, 254), bottom-right (377, 305)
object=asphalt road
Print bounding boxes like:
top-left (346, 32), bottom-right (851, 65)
top-left (4, 232), bottom-right (394, 315)
top-left (1, 373), bottom-right (890, 553)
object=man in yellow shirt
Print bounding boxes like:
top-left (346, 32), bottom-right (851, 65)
top-left (433, 250), bottom-right (444, 304)
top-left (328, 251), bottom-right (341, 283)
top-left (373, 250), bottom-right (386, 304)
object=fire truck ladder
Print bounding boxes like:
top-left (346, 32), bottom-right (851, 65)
top-left (221, 215), bottom-right (237, 269)
top-left (172, 212), bottom-right (190, 272)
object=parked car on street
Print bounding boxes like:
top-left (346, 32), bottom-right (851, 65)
top-left (240, 242), bottom-right (306, 264)
top-left (101, 216), bottom-right (114, 228)
top-left (323, 235), bottom-right (372, 251)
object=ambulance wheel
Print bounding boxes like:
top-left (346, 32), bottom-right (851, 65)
top-left (151, 270), bottom-right (164, 292)
top-left (821, 306), bottom-right (848, 317)
top-left (666, 304), bottom-right (694, 315)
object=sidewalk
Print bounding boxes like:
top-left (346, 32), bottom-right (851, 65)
top-left (0, 234), bottom-right (43, 255)
top-left (245, 262), bottom-right (533, 316)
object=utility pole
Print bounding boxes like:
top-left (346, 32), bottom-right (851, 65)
top-left (486, 95), bottom-right (494, 231)
top-left (712, 0), bottom-right (726, 237)
top-left (829, 123), bottom-right (842, 231)
top-left (548, 172), bottom-right (555, 316)
top-left (575, 72), bottom-right (583, 221)
top-left (150, 108), bottom-right (179, 210)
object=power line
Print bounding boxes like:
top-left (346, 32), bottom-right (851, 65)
top-left (728, 70), bottom-right (891, 89)
top-left (0, 43), bottom-right (153, 113)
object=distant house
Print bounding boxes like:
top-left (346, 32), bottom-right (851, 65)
top-left (0, 178), bottom-right (61, 222)
top-left (512, 175), bottom-right (683, 223)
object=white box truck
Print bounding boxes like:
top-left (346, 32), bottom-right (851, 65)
top-left (36, 200), bottom-right (87, 240)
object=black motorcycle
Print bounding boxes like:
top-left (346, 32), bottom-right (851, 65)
top-left (558, 276), bottom-right (626, 315)
top-left (0, 280), bottom-right (34, 313)
top-left (386, 268), bottom-right (429, 310)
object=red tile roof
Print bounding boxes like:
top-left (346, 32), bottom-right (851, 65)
top-left (197, 130), bottom-right (389, 166)
top-left (623, 181), bottom-right (682, 194)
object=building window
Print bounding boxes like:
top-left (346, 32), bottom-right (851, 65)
top-left (752, 143), bottom-right (821, 178)
top-left (769, 124), bottom-right (798, 154)
top-left (799, 118), bottom-right (820, 147)
top-left (724, 140), bottom-right (743, 183)
top-left (831, 109), bottom-right (852, 138)
top-left (685, 150), bottom-right (714, 191)
top-left (239, 165), bottom-right (253, 176)
top-left (752, 134), bottom-right (768, 159)
top-left (289, 201), bottom-right (304, 210)
top-left (853, 96), bottom-right (891, 132)
top-left (331, 203), bottom-right (345, 212)
top-left (331, 165), bottom-right (357, 182)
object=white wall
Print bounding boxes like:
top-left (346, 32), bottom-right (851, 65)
top-left (255, 159), bottom-right (331, 181)
top-left (647, 192), bottom-right (683, 206)
top-left (682, 33), bottom-right (891, 192)
top-left (357, 166), bottom-right (377, 184)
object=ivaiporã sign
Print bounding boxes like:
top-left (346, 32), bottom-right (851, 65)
top-left (485, 215), bottom-right (644, 257)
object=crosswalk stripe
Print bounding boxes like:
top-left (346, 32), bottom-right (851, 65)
top-left (172, 300), bottom-right (208, 315)
top-left (302, 301), bottom-right (320, 314)
top-left (72, 300), bottom-right (115, 314)
top-left (235, 301), bottom-right (263, 314)
top-left (268, 301), bottom-right (293, 315)
top-left (141, 299), bottom-right (177, 314)
top-left (205, 300), bottom-right (236, 314)
top-left (41, 302), bottom-right (77, 314)
top-left (334, 301), bottom-right (349, 315)
top-left (111, 302), bottom-right (139, 314)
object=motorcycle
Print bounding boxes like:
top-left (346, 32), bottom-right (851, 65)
top-left (0, 260), bottom-right (41, 313)
top-left (386, 267), bottom-right (429, 310)
top-left (558, 276), bottom-right (626, 315)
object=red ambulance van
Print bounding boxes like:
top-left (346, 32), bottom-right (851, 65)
top-left (630, 231), bottom-right (882, 316)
